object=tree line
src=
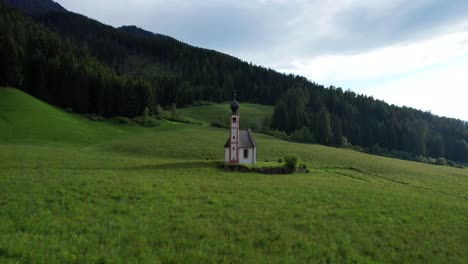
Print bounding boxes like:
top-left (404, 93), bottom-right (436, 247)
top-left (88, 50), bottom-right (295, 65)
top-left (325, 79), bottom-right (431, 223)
top-left (0, 3), bottom-right (156, 116)
top-left (30, 10), bottom-right (309, 107)
top-left (271, 87), bottom-right (468, 163)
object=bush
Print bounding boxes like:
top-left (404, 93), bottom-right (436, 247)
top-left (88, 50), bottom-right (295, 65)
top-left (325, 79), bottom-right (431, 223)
top-left (132, 116), bottom-right (160, 127)
top-left (86, 114), bottom-right (104, 121)
top-left (113, 116), bottom-right (134, 125)
top-left (435, 157), bottom-right (447, 166)
top-left (447, 160), bottom-right (456, 167)
top-left (284, 154), bottom-right (299, 170)
top-left (155, 104), bottom-right (166, 119)
top-left (169, 103), bottom-right (180, 120)
top-left (270, 129), bottom-right (290, 141)
top-left (278, 158), bottom-right (283, 163)
top-left (415, 155), bottom-right (428, 163)
top-left (290, 127), bottom-right (315, 143)
top-left (339, 136), bottom-right (349, 147)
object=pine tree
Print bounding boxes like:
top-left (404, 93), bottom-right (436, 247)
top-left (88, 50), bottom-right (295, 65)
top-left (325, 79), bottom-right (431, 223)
top-left (316, 106), bottom-right (332, 145)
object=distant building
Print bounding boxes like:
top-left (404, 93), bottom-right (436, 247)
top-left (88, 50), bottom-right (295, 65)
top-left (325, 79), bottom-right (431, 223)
top-left (224, 97), bottom-right (256, 165)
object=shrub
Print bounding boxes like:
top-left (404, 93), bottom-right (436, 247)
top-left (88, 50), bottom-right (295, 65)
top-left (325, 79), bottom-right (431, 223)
top-left (447, 160), bottom-right (456, 167)
top-left (270, 129), bottom-right (290, 141)
top-left (155, 104), bottom-right (166, 119)
top-left (290, 127), bottom-right (315, 143)
top-left (415, 155), bottom-right (428, 163)
top-left (113, 116), bottom-right (133, 125)
top-left (278, 158), bottom-right (283, 163)
top-left (143, 106), bottom-right (150, 124)
top-left (339, 136), bottom-right (349, 147)
top-left (435, 157), bottom-right (447, 166)
top-left (133, 116), bottom-right (160, 127)
top-left (170, 103), bottom-right (180, 120)
top-left (86, 114), bottom-right (104, 121)
top-left (284, 154), bottom-right (299, 170)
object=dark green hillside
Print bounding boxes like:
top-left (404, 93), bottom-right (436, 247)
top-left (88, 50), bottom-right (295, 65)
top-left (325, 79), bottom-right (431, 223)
top-left (0, 88), bottom-right (467, 263)
top-left (0, 2), bottom-right (158, 117)
top-left (30, 10), bottom-right (307, 106)
top-left (4, 0), bottom-right (65, 13)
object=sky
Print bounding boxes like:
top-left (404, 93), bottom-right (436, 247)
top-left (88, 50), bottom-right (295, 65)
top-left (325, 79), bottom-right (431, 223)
top-left (55, 0), bottom-right (468, 121)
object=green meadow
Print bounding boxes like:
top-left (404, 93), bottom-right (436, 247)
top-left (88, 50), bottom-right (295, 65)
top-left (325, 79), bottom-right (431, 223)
top-left (179, 103), bottom-right (274, 130)
top-left (0, 88), bottom-right (467, 263)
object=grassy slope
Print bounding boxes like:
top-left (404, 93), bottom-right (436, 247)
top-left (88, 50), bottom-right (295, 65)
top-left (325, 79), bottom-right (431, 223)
top-left (179, 103), bottom-right (274, 130)
top-left (0, 88), bottom-right (467, 263)
top-left (0, 88), bottom-right (139, 145)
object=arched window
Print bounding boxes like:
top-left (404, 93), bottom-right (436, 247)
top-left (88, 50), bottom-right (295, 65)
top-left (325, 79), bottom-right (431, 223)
top-left (232, 117), bottom-right (237, 123)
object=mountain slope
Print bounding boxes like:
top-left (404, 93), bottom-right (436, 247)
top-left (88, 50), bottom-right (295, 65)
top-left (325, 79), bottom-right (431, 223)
top-left (2, 0), bottom-right (467, 163)
top-left (0, 87), bottom-right (136, 144)
top-left (4, 0), bottom-right (65, 13)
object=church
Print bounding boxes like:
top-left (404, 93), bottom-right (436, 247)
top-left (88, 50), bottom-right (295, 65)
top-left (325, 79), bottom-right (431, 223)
top-left (224, 97), bottom-right (256, 165)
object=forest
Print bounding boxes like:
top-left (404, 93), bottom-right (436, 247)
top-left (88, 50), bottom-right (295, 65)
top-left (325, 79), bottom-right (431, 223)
top-left (1, 1), bottom-right (467, 163)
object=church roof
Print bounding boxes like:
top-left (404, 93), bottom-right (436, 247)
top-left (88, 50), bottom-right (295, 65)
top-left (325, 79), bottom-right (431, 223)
top-left (224, 129), bottom-right (256, 148)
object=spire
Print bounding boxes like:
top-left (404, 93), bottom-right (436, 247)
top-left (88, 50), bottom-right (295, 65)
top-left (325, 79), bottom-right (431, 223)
top-left (230, 90), bottom-right (239, 114)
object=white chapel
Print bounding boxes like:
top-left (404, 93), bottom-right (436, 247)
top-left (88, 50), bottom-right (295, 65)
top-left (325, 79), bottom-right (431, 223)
top-left (224, 96), bottom-right (256, 165)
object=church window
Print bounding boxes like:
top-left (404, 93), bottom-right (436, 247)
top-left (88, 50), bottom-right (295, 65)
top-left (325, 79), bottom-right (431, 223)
top-left (232, 117), bottom-right (237, 123)
top-left (244, 149), bottom-right (248, 158)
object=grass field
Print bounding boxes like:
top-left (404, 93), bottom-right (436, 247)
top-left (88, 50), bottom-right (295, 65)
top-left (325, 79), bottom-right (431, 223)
top-left (1, 88), bottom-right (467, 263)
top-left (179, 103), bottom-right (274, 130)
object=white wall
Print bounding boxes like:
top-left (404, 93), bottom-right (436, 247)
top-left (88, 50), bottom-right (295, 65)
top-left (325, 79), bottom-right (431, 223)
top-left (224, 148), bottom-right (229, 162)
top-left (239, 148), bottom-right (255, 165)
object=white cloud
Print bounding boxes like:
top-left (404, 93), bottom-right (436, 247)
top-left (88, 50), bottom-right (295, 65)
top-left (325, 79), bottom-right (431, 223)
top-left (277, 30), bottom-right (468, 83)
top-left (370, 56), bottom-right (468, 120)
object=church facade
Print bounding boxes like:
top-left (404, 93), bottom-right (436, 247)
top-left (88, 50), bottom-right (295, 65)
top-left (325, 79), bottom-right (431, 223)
top-left (224, 99), bottom-right (256, 165)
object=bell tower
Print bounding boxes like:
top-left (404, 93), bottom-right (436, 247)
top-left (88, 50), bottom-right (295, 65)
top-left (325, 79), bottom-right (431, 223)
top-left (229, 93), bottom-right (240, 163)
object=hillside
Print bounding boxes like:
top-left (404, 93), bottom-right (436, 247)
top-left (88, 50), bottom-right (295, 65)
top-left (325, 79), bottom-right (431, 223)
top-left (4, 0), bottom-right (65, 13)
top-left (0, 87), bottom-right (467, 263)
top-left (0, 88), bottom-right (138, 144)
top-left (179, 103), bottom-right (274, 130)
top-left (1, 0), bottom-right (467, 163)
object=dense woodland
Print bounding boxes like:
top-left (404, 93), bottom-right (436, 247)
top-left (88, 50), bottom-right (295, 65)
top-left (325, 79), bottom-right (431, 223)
top-left (270, 87), bottom-right (468, 163)
top-left (1, 1), bottom-right (467, 163)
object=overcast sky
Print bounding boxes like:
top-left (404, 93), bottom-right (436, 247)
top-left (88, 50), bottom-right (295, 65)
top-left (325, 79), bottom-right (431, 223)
top-left (55, 0), bottom-right (468, 121)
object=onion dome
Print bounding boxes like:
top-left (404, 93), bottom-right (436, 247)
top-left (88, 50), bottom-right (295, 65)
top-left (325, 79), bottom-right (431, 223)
top-left (230, 100), bottom-right (239, 114)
